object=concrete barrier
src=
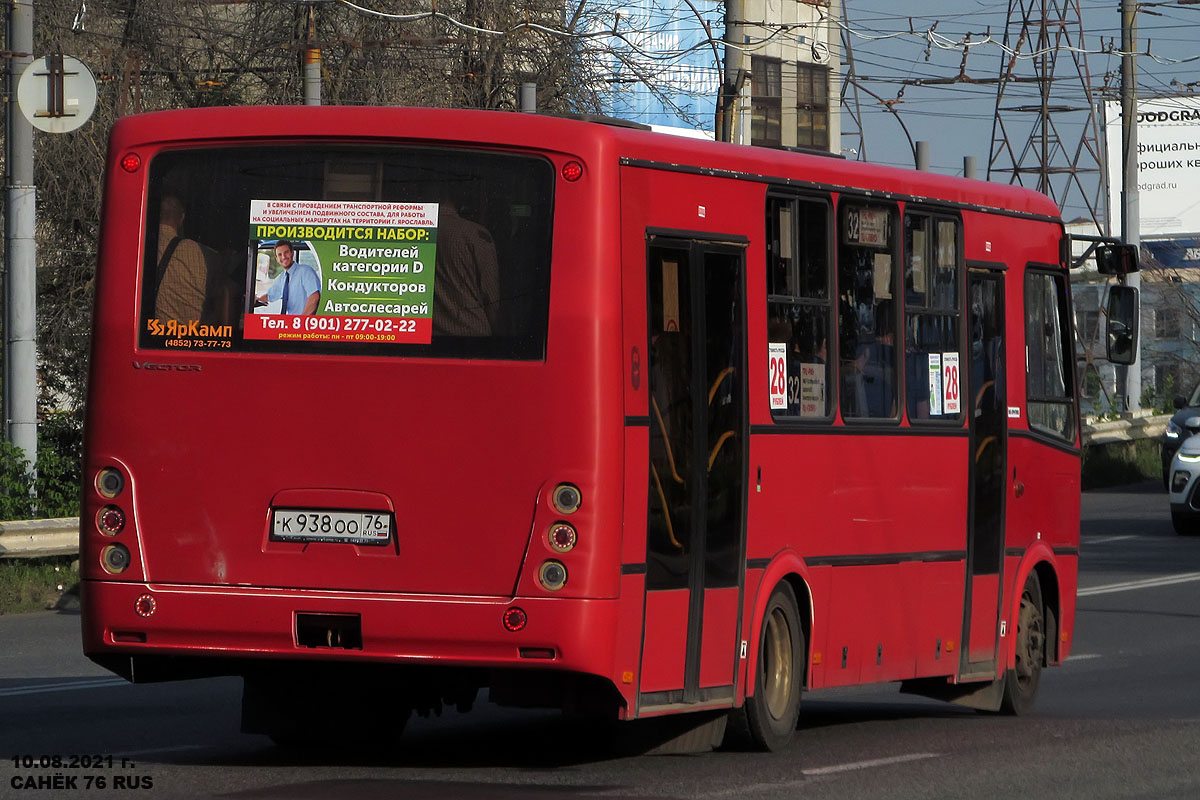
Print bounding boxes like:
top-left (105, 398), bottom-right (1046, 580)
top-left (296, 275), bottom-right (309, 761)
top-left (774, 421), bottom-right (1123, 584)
top-left (0, 518), bottom-right (80, 559)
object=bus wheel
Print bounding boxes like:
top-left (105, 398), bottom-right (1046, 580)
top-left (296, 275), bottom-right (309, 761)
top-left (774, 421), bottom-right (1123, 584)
top-left (739, 582), bottom-right (803, 751)
top-left (1001, 571), bottom-right (1044, 715)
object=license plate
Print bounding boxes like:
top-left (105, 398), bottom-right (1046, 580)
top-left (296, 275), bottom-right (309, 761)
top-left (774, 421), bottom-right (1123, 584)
top-left (270, 509), bottom-right (392, 545)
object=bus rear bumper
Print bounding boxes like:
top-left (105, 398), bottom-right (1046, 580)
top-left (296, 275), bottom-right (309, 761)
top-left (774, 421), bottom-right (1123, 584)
top-left (81, 579), bottom-right (620, 677)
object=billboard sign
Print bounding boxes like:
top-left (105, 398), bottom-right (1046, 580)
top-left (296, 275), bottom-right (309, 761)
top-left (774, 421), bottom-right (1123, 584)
top-left (1105, 96), bottom-right (1200, 238)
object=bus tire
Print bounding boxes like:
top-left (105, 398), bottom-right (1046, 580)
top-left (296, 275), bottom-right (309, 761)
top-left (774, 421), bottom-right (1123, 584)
top-left (739, 582), bottom-right (803, 751)
top-left (1000, 571), bottom-right (1044, 716)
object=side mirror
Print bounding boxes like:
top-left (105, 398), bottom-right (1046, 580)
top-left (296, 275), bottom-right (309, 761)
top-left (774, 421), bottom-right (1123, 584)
top-left (1095, 243), bottom-right (1139, 276)
top-left (1106, 285), bottom-right (1139, 366)
top-left (1176, 396), bottom-right (1188, 410)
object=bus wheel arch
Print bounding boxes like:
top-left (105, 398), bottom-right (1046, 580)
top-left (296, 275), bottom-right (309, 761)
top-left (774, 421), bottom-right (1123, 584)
top-left (1031, 561), bottom-right (1060, 666)
top-left (734, 573), bottom-right (810, 751)
top-left (1001, 568), bottom-right (1046, 715)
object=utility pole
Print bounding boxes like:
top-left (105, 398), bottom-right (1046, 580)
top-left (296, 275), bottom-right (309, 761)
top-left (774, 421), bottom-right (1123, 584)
top-left (303, 2), bottom-right (320, 105)
top-left (4, 0), bottom-right (38, 474)
top-left (717, 0), bottom-right (743, 143)
top-left (1120, 0), bottom-right (1141, 411)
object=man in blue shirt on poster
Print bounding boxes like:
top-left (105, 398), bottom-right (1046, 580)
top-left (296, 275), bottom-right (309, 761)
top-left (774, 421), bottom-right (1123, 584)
top-left (257, 240), bottom-right (320, 315)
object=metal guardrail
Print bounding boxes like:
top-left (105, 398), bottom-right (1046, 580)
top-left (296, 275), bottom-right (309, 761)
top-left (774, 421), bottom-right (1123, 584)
top-left (1081, 412), bottom-right (1170, 446)
top-left (0, 518), bottom-right (80, 559)
top-left (0, 418), bottom-right (1173, 560)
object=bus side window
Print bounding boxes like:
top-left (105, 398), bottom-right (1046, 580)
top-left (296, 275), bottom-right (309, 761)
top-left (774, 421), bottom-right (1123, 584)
top-left (904, 213), bottom-right (961, 422)
top-left (838, 203), bottom-right (899, 420)
top-left (1026, 269), bottom-right (1076, 441)
top-left (766, 194), bottom-right (832, 420)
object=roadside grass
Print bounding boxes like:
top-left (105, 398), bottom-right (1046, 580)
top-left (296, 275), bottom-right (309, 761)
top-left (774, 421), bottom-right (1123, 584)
top-left (0, 556), bottom-right (77, 614)
top-left (1082, 438), bottom-right (1161, 490)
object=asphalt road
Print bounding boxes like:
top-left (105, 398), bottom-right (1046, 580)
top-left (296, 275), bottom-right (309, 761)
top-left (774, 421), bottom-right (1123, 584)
top-left (3, 481), bottom-right (1200, 799)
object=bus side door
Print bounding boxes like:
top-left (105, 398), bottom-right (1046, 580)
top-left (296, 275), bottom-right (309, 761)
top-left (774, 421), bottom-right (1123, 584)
top-left (962, 266), bottom-right (1008, 676)
top-left (640, 233), bottom-right (748, 710)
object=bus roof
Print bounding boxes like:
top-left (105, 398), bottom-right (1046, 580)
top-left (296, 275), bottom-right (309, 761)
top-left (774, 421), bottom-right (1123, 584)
top-left (110, 106), bottom-right (1062, 222)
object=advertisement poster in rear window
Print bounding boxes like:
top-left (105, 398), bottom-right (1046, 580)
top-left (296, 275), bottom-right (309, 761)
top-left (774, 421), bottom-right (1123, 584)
top-left (245, 199), bottom-right (438, 345)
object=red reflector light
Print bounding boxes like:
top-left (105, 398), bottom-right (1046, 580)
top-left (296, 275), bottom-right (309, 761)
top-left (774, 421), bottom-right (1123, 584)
top-left (135, 594), bottom-right (156, 617)
top-left (120, 152), bottom-right (141, 173)
top-left (561, 161), bottom-right (583, 182)
top-left (97, 505), bottom-right (125, 535)
top-left (502, 606), bottom-right (527, 632)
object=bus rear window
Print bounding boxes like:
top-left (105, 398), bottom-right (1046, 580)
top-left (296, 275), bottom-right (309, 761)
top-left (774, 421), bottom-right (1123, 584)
top-left (138, 146), bottom-right (554, 360)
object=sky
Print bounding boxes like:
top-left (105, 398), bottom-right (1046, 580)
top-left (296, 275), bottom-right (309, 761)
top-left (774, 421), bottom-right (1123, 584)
top-left (843, 0), bottom-right (1200, 225)
top-left (604, 1), bottom-right (1200, 229)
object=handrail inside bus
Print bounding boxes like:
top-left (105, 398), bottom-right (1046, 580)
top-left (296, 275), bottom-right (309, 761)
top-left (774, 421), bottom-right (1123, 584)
top-left (649, 465), bottom-right (683, 550)
top-left (651, 397), bottom-right (686, 486)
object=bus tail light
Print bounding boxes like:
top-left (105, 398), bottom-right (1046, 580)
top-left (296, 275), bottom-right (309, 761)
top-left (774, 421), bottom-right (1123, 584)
top-left (96, 467), bottom-right (125, 498)
top-left (538, 560), bottom-right (567, 591)
top-left (548, 522), bottom-right (576, 553)
top-left (101, 544), bottom-right (131, 574)
top-left (561, 161), bottom-right (583, 182)
top-left (503, 606), bottom-right (527, 632)
top-left (552, 483), bottom-right (581, 514)
top-left (97, 505), bottom-right (125, 535)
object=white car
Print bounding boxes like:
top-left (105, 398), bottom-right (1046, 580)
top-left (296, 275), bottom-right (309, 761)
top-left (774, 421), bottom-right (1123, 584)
top-left (1168, 433), bottom-right (1200, 535)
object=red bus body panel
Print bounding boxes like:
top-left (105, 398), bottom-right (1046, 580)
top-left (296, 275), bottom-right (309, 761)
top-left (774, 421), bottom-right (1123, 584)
top-left (83, 107), bottom-right (1079, 721)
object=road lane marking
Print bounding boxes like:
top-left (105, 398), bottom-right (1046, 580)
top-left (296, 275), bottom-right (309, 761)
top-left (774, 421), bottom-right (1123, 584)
top-left (1078, 571), bottom-right (1200, 597)
top-left (1066, 653), bottom-right (1102, 661)
top-left (802, 752), bottom-right (941, 776)
top-left (699, 752), bottom-right (941, 795)
top-left (0, 677), bottom-right (128, 697)
top-left (114, 745), bottom-right (207, 758)
top-left (1086, 535), bottom-right (1136, 544)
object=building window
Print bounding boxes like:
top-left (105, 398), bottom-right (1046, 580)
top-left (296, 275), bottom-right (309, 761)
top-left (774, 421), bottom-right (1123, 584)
top-left (1155, 363), bottom-right (1182, 400)
top-left (797, 63), bottom-right (829, 149)
top-left (751, 57), bottom-right (782, 146)
top-left (1077, 309), bottom-right (1099, 345)
top-left (1155, 308), bottom-right (1181, 339)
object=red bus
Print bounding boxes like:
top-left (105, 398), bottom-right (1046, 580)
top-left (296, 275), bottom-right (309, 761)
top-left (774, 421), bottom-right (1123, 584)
top-left (82, 106), bottom-right (1081, 751)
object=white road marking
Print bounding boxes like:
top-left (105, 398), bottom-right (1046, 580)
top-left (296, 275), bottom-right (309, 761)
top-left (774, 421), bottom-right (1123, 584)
top-left (802, 752), bottom-right (941, 776)
top-left (1086, 535), bottom-right (1136, 544)
top-left (700, 751), bottom-right (941, 796)
top-left (1078, 572), bottom-right (1200, 597)
top-left (113, 745), bottom-right (207, 758)
top-left (1066, 653), bottom-right (1103, 661)
top-left (0, 677), bottom-right (128, 697)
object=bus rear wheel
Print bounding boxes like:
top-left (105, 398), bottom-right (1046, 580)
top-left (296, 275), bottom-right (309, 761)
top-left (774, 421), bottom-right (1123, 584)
top-left (1001, 571), bottom-right (1044, 715)
top-left (737, 582), bottom-right (803, 751)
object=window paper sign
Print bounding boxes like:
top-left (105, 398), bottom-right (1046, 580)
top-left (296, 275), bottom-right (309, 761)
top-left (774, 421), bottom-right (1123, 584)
top-left (928, 353), bottom-right (943, 416)
top-left (873, 253), bottom-right (893, 299)
top-left (844, 206), bottom-right (890, 247)
top-left (662, 260), bottom-right (681, 333)
top-left (800, 363), bottom-right (825, 417)
top-left (911, 227), bottom-right (928, 297)
top-left (943, 352), bottom-right (961, 414)
top-left (769, 343), bottom-right (788, 410)
top-left (244, 199), bottom-right (439, 344)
